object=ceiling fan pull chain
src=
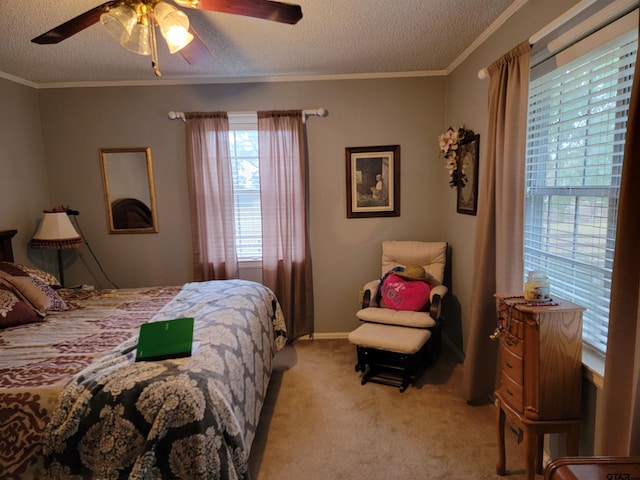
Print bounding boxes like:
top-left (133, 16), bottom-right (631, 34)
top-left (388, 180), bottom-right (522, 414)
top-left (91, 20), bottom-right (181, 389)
top-left (149, 16), bottom-right (162, 77)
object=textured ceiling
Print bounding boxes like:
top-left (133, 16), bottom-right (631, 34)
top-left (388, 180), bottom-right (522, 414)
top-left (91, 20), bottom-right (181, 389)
top-left (0, 0), bottom-right (520, 86)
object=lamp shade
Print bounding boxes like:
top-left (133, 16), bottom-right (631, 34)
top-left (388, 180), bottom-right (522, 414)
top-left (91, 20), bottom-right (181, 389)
top-left (100, 4), bottom-right (137, 42)
top-left (154, 1), bottom-right (194, 53)
top-left (121, 20), bottom-right (151, 55)
top-left (31, 210), bottom-right (83, 250)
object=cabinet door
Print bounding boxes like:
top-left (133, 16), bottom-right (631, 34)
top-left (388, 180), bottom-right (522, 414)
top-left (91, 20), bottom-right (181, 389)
top-left (524, 309), bottom-right (583, 420)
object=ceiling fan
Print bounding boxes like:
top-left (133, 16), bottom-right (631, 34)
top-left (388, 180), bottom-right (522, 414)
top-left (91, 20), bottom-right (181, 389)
top-left (31, 0), bottom-right (303, 77)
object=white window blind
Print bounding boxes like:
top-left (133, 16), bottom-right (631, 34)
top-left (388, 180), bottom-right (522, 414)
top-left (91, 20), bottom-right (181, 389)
top-left (228, 113), bottom-right (262, 261)
top-left (524, 25), bottom-right (636, 356)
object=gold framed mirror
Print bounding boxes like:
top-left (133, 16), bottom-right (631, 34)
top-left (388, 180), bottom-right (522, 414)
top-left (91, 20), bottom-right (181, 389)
top-left (99, 147), bottom-right (158, 234)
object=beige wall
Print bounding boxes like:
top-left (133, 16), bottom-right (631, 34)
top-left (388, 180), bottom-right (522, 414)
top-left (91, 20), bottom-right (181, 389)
top-left (34, 77), bottom-right (448, 335)
top-left (0, 77), bottom-right (51, 264)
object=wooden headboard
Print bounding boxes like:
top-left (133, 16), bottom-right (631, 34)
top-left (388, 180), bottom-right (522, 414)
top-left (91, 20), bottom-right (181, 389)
top-left (0, 230), bottom-right (17, 262)
top-left (111, 198), bottom-right (153, 229)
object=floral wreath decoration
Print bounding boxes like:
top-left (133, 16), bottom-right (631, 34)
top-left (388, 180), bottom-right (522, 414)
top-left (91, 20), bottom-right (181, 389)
top-left (438, 126), bottom-right (475, 188)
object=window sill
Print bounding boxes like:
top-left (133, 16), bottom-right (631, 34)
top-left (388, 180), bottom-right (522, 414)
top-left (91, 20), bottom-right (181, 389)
top-left (238, 259), bottom-right (261, 267)
top-left (582, 346), bottom-right (605, 390)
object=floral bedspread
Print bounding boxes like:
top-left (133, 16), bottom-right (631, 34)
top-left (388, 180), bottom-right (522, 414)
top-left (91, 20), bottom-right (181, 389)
top-left (0, 280), bottom-right (286, 479)
top-left (0, 285), bottom-right (181, 479)
top-left (43, 279), bottom-right (286, 479)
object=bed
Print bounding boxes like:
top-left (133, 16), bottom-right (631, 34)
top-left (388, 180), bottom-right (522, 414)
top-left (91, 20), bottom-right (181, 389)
top-left (0, 229), bottom-right (286, 479)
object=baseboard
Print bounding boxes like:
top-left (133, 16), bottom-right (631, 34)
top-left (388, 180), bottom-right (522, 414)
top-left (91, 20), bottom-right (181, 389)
top-left (297, 332), bottom-right (350, 340)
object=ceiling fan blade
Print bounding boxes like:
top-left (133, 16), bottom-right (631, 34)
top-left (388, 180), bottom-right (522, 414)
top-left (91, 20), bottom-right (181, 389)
top-left (176, 0), bottom-right (302, 25)
top-left (179, 27), bottom-right (214, 65)
top-left (31, 1), bottom-right (120, 44)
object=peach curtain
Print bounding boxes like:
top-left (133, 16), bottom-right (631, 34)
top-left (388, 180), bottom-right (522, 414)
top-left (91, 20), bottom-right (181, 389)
top-left (184, 112), bottom-right (238, 281)
top-left (462, 41), bottom-right (530, 403)
top-left (598, 20), bottom-right (640, 455)
top-left (258, 111), bottom-right (314, 340)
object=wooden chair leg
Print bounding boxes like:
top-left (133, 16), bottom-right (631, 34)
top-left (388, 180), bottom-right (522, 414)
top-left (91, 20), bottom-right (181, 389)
top-left (496, 398), bottom-right (506, 476)
top-left (566, 423), bottom-right (580, 456)
top-left (523, 425), bottom-right (536, 480)
top-left (536, 431), bottom-right (544, 474)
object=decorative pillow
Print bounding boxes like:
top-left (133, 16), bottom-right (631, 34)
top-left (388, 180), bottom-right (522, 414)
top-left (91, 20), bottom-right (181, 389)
top-left (0, 287), bottom-right (43, 328)
top-left (0, 261), bottom-right (29, 277)
top-left (18, 264), bottom-right (62, 288)
top-left (0, 261), bottom-right (61, 288)
top-left (380, 273), bottom-right (431, 312)
top-left (0, 271), bottom-right (68, 314)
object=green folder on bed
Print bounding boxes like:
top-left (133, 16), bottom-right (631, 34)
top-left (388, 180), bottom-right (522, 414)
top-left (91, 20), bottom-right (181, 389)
top-left (135, 317), bottom-right (195, 362)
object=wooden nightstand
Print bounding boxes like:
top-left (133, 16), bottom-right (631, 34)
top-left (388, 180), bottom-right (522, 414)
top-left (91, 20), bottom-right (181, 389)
top-left (493, 293), bottom-right (585, 480)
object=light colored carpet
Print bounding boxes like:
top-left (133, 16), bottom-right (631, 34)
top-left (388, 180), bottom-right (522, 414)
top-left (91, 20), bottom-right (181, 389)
top-left (249, 339), bottom-right (538, 480)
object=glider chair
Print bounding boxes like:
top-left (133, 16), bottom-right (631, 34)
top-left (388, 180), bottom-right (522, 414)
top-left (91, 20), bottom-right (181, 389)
top-left (348, 240), bottom-right (448, 392)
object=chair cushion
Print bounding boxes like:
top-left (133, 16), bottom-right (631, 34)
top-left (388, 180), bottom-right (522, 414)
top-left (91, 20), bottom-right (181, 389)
top-left (381, 240), bottom-right (447, 284)
top-left (348, 323), bottom-right (431, 354)
top-left (356, 307), bottom-right (437, 328)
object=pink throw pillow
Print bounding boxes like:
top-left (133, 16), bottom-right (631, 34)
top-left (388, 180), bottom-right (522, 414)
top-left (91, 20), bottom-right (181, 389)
top-left (380, 273), bottom-right (431, 311)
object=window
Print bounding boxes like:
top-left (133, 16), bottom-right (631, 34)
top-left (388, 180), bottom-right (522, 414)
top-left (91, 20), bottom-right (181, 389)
top-left (228, 113), bottom-right (261, 261)
top-left (524, 22), bottom-right (637, 357)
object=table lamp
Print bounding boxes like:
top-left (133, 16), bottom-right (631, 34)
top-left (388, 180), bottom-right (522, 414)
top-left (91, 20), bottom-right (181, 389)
top-left (31, 208), bottom-right (83, 287)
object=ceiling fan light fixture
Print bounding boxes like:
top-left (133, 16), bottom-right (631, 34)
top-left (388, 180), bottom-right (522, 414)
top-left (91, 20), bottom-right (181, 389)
top-left (163, 27), bottom-right (194, 54)
top-left (120, 18), bottom-right (151, 55)
top-left (32, 0), bottom-right (302, 76)
top-left (100, 4), bottom-right (137, 42)
top-left (153, 1), bottom-right (194, 53)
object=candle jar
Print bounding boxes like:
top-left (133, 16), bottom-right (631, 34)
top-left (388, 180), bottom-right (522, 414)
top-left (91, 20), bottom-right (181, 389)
top-left (524, 270), bottom-right (550, 302)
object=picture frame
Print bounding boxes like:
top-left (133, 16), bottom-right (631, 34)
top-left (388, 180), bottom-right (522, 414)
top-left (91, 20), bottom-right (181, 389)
top-left (345, 145), bottom-right (400, 218)
top-left (456, 134), bottom-right (480, 215)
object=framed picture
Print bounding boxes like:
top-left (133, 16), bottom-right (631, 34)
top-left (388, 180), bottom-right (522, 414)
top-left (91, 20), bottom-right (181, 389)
top-left (457, 134), bottom-right (480, 215)
top-left (346, 145), bottom-right (400, 218)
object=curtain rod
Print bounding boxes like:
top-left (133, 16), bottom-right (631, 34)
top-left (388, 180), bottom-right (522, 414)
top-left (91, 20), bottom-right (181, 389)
top-left (477, 0), bottom-right (601, 79)
top-left (168, 109), bottom-right (328, 123)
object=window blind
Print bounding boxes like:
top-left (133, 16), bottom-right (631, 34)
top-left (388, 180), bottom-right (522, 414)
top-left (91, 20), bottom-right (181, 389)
top-left (524, 26), bottom-right (637, 356)
top-left (228, 113), bottom-right (262, 261)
